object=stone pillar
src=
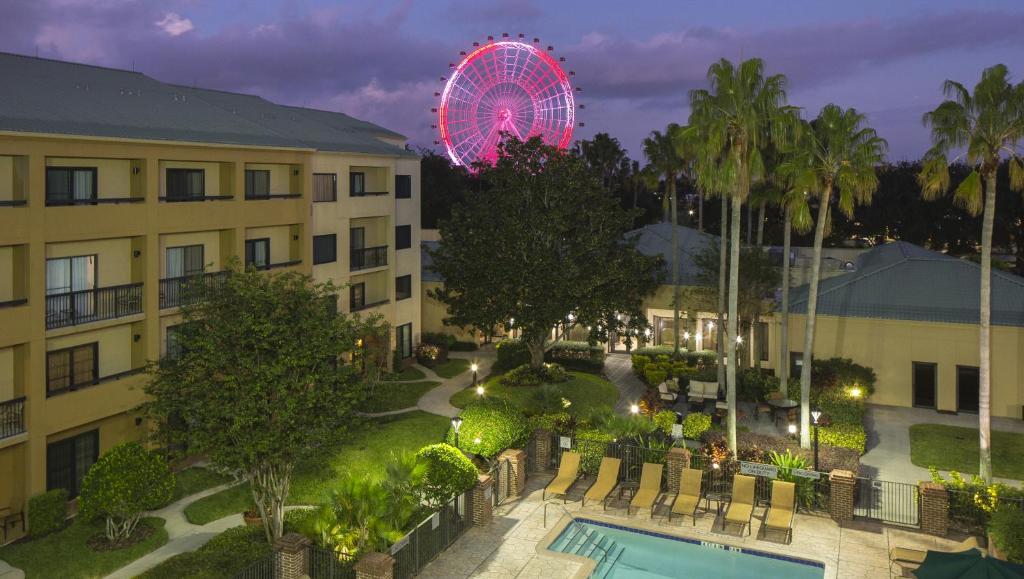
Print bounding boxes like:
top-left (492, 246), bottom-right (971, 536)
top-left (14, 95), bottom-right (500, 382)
top-left (499, 448), bottom-right (528, 498)
top-left (471, 473), bottom-right (494, 526)
top-left (533, 428), bottom-right (553, 472)
top-left (354, 552), bottom-right (395, 579)
top-left (829, 470), bottom-right (856, 523)
top-left (665, 446), bottom-right (691, 494)
top-left (273, 532), bottom-right (311, 579)
top-left (919, 481), bottom-right (949, 537)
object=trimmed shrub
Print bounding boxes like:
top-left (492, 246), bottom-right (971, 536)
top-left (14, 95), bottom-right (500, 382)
top-left (416, 443), bottom-right (479, 508)
top-left (633, 346), bottom-right (674, 358)
top-left (494, 339), bottom-right (530, 371)
top-left (812, 357), bottom-right (877, 397)
top-left (575, 428), bottom-right (615, 475)
top-left (421, 332), bottom-right (456, 349)
top-left (990, 505), bottom-right (1024, 563)
top-left (631, 354), bottom-right (651, 374)
top-left (501, 363), bottom-right (569, 387)
top-left (652, 410), bottom-right (677, 436)
top-left (546, 341), bottom-right (604, 373)
top-left (643, 367), bottom-right (667, 386)
top-left (738, 368), bottom-right (780, 402)
top-left (27, 488), bottom-right (67, 536)
top-left (79, 442), bottom-right (176, 542)
top-left (681, 412), bottom-right (712, 440)
top-left (446, 398), bottom-right (530, 458)
top-left (815, 388), bottom-right (864, 426)
top-left (138, 524), bottom-right (269, 579)
top-left (930, 469), bottom-right (1024, 532)
top-left (415, 343), bottom-right (446, 367)
top-left (530, 412), bottom-right (577, 435)
top-left (817, 422), bottom-right (867, 454)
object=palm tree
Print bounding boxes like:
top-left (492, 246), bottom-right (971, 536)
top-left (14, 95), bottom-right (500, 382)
top-left (686, 58), bottom-right (795, 453)
top-left (775, 188), bottom-right (813, 398)
top-left (918, 64), bottom-right (1024, 482)
top-left (578, 132), bottom-right (628, 192)
top-left (781, 105), bottom-right (887, 448)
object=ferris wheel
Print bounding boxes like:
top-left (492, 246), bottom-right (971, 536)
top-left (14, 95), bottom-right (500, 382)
top-left (434, 35), bottom-right (581, 167)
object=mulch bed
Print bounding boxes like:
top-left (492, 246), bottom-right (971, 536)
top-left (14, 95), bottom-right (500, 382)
top-left (86, 519), bottom-right (155, 551)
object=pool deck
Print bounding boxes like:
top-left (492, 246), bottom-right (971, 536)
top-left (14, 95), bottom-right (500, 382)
top-left (418, 474), bottom-right (973, 579)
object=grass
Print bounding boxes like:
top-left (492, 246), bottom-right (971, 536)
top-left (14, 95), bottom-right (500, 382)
top-left (386, 366), bottom-right (426, 381)
top-left (909, 424), bottom-right (1024, 479)
top-left (183, 411), bottom-right (451, 524)
top-left (171, 467), bottom-right (235, 502)
top-left (449, 371), bottom-right (619, 415)
top-left (432, 358), bottom-right (471, 379)
top-left (358, 381), bottom-right (440, 413)
top-left (136, 523), bottom-right (269, 579)
top-left (0, 517), bottom-right (167, 579)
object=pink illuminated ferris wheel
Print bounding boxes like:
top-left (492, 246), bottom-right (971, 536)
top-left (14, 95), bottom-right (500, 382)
top-left (435, 36), bottom-right (579, 167)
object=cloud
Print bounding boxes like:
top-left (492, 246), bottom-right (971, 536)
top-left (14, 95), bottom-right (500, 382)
top-left (156, 12), bottom-right (194, 37)
top-left (445, 0), bottom-right (541, 23)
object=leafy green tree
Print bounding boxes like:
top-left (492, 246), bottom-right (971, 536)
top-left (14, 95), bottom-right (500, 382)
top-left (145, 262), bottom-right (386, 542)
top-left (919, 64), bottom-right (1024, 481)
top-left (78, 442), bottom-right (174, 542)
top-left (428, 136), bottom-right (662, 367)
top-left (576, 132), bottom-right (629, 192)
top-left (421, 150), bottom-right (474, 229)
top-left (780, 104), bottom-right (887, 448)
top-left (416, 443), bottom-right (478, 508)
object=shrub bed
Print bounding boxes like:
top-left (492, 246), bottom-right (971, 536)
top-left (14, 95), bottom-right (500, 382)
top-left (417, 444), bottom-right (479, 508)
top-left (700, 430), bottom-right (860, 474)
top-left (681, 413), bottom-right (712, 440)
top-left (574, 429), bottom-right (615, 475)
top-left (817, 422), bottom-right (867, 454)
top-left (812, 357), bottom-right (877, 397)
top-left (137, 524), bottom-right (269, 579)
top-left (501, 363), bottom-right (569, 387)
top-left (990, 505), bottom-right (1024, 563)
top-left (545, 341), bottom-right (605, 373)
top-left (28, 488), bottom-right (68, 536)
top-left (446, 398), bottom-right (530, 458)
top-left (494, 339), bottom-right (531, 371)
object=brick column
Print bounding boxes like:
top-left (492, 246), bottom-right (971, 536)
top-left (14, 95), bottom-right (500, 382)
top-left (665, 446), bottom-right (691, 494)
top-left (354, 552), bottom-right (395, 579)
top-left (273, 532), bottom-right (311, 579)
top-left (499, 448), bottom-right (528, 498)
top-left (829, 470), bottom-right (856, 523)
top-left (471, 473), bottom-right (494, 526)
top-left (919, 481), bottom-right (949, 537)
top-left (533, 428), bottom-right (553, 472)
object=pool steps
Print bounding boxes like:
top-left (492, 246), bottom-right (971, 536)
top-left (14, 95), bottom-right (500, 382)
top-left (552, 521), bottom-right (623, 578)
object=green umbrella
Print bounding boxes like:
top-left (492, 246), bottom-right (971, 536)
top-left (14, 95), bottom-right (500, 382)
top-left (914, 549), bottom-right (1024, 579)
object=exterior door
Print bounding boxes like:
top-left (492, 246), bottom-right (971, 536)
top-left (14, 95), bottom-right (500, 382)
top-left (912, 362), bottom-right (937, 409)
top-left (956, 366), bottom-right (980, 413)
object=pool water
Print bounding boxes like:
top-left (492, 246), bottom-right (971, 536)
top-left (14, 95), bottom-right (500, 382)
top-left (548, 519), bottom-right (825, 579)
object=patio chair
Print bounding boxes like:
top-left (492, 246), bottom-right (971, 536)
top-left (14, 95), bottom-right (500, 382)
top-left (629, 462), bottom-right (664, 517)
top-left (658, 382), bottom-right (678, 403)
top-left (889, 535), bottom-right (985, 575)
top-left (723, 474), bottom-right (755, 535)
top-left (668, 468), bottom-right (703, 525)
top-left (761, 480), bottom-right (795, 543)
top-left (544, 451), bottom-right (582, 502)
top-left (583, 457), bottom-right (621, 509)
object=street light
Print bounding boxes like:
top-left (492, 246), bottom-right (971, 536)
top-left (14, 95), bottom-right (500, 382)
top-left (811, 409), bottom-right (822, 471)
top-left (451, 416), bottom-right (463, 447)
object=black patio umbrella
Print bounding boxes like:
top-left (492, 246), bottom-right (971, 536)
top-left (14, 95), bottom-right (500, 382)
top-left (914, 549), bottom-right (1024, 579)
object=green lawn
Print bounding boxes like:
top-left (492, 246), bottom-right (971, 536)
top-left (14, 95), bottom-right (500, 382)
top-left (909, 424), bottom-right (1024, 479)
top-left (137, 524), bottom-right (269, 579)
top-left (449, 371), bottom-right (619, 415)
top-left (433, 358), bottom-right (471, 379)
top-left (183, 411), bottom-right (451, 524)
top-left (0, 517), bottom-right (167, 579)
top-left (171, 467), bottom-right (235, 502)
top-left (386, 366), bottom-right (426, 381)
top-left (358, 381), bottom-right (439, 413)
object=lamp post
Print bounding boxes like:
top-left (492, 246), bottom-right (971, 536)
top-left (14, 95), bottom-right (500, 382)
top-left (471, 363), bottom-right (479, 387)
top-left (451, 416), bottom-right (463, 448)
top-left (811, 409), bottom-right (822, 472)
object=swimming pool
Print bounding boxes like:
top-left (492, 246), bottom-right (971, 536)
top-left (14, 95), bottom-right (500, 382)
top-left (548, 519), bottom-right (825, 579)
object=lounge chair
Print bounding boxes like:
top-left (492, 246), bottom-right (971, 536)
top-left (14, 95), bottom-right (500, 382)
top-left (723, 474), bottom-right (755, 535)
top-left (669, 468), bottom-right (704, 525)
top-left (889, 536), bottom-right (985, 576)
top-left (658, 382), bottom-right (678, 403)
top-left (583, 457), bottom-right (621, 509)
top-left (544, 451), bottom-right (582, 502)
top-left (762, 480), bottom-right (795, 543)
top-left (629, 462), bottom-right (664, 517)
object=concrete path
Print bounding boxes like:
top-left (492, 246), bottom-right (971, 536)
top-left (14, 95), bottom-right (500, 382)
top-left (603, 353), bottom-right (645, 414)
top-left (416, 351), bottom-right (495, 418)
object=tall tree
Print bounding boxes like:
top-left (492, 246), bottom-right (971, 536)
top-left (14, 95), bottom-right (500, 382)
top-left (776, 188), bottom-right (813, 397)
top-left (781, 105), bottom-right (887, 448)
top-left (429, 136), bottom-right (662, 368)
top-left (918, 64), bottom-right (1024, 481)
top-left (421, 151), bottom-right (473, 229)
top-left (686, 58), bottom-right (795, 453)
top-left (145, 263), bottom-right (386, 542)
top-left (577, 132), bottom-right (629, 192)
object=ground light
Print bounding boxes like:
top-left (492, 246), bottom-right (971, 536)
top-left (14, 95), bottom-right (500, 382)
top-left (630, 404), bottom-right (640, 415)
top-left (788, 423), bottom-right (798, 439)
top-left (451, 416), bottom-right (463, 447)
top-left (476, 385), bottom-right (485, 397)
top-left (811, 409), bottom-right (822, 471)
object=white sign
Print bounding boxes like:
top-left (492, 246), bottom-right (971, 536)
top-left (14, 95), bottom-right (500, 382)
top-left (559, 436), bottom-right (572, 449)
top-left (671, 424), bottom-right (683, 439)
top-left (430, 512), bottom-right (440, 530)
top-left (390, 535), bottom-right (409, 555)
top-left (792, 468), bottom-right (821, 480)
top-left (740, 461), bottom-right (778, 479)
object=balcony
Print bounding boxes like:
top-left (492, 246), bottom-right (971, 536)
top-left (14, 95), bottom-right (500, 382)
top-left (159, 194), bottom-right (233, 203)
top-left (159, 271), bottom-right (227, 310)
top-left (245, 193), bottom-right (302, 200)
top-left (46, 196), bottom-right (143, 207)
top-left (351, 246), bottom-right (388, 272)
top-left (251, 260), bottom-right (302, 271)
top-left (351, 298), bottom-right (389, 312)
top-left (47, 368), bottom-right (145, 398)
top-left (45, 283), bottom-right (144, 330)
top-left (0, 396), bottom-right (25, 440)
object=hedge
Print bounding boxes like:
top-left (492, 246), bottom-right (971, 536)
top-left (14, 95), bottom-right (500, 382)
top-left (652, 410), bottom-right (677, 436)
top-left (423, 332), bottom-right (477, 352)
top-left (446, 398), bottom-right (530, 458)
top-left (990, 505), bottom-right (1024, 563)
top-left (416, 444), bottom-right (479, 508)
top-left (816, 422), bottom-right (867, 455)
top-left (574, 429), bottom-right (615, 475)
top-left (501, 363), bottom-right (568, 387)
top-left (27, 488), bottom-right (67, 536)
top-left (700, 430), bottom-right (860, 474)
top-left (681, 413), bottom-right (712, 440)
top-left (494, 339), bottom-right (531, 371)
top-left (812, 357), bottom-right (877, 397)
top-left (545, 341), bottom-right (604, 373)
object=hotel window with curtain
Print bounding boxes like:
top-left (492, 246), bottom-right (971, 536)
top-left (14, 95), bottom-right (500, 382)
top-left (47, 429), bottom-right (98, 498)
top-left (245, 238), bottom-right (270, 269)
top-left (46, 255), bottom-right (97, 326)
top-left (166, 245), bottom-right (205, 278)
top-left (313, 173), bottom-right (337, 202)
top-left (46, 167), bottom-right (97, 204)
top-left (395, 275), bottom-right (412, 301)
top-left (396, 323), bottom-right (413, 359)
top-left (165, 168), bottom-right (205, 200)
top-left (46, 342), bottom-right (98, 397)
top-left (245, 169), bottom-right (271, 198)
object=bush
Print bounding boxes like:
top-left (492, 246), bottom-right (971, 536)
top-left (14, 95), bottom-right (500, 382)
top-left (682, 413), bottom-right (712, 440)
top-left (812, 357), bottom-right (877, 397)
top-left (446, 398), bottom-right (530, 458)
top-left (415, 343), bottom-right (446, 367)
top-left (989, 505), bottom-right (1024, 563)
top-left (501, 363), bottom-right (569, 387)
top-left (700, 430), bottom-right (860, 473)
top-left (575, 428), bottom-right (615, 475)
top-left (815, 388), bottom-right (864, 426)
top-left (643, 367), bottom-right (667, 386)
top-left (632, 346), bottom-right (674, 358)
top-left (930, 469), bottom-right (1024, 533)
top-left (530, 412), bottom-right (577, 435)
top-left (494, 339), bottom-right (531, 371)
top-left (416, 443), bottom-right (479, 508)
top-left (631, 354), bottom-right (651, 373)
top-left (421, 332), bottom-right (456, 349)
top-left (546, 341), bottom-right (604, 373)
top-left (738, 368), bottom-right (779, 402)
top-left (139, 524), bottom-right (269, 579)
top-left (652, 410), bottom-right (677, 436)
top-left (79, 442), bottom-right (175, 542)
top-left (817, 422), bottom-right (867, 454)
top-left (27, 488), bottom-right (67, 536)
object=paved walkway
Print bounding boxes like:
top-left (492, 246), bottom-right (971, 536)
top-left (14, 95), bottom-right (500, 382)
top-left (603, 353), bottom-right (646, 414)
top-left (417, 351), bottom-right (496, 418)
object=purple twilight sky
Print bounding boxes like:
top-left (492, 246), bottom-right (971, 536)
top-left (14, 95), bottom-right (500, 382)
top-left (3, 0), bottom-right (1024, 162)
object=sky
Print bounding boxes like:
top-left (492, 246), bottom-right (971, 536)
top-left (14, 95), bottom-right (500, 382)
top-left (2, 0), bottom-right (1024, 162)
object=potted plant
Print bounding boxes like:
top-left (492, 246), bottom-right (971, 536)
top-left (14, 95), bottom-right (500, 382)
top-left (243, 505), bottom-right (262, 526)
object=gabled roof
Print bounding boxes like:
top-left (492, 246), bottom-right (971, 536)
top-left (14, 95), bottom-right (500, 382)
top-left (0, 51), bottom-right (412, 156)
top-left (626, 222), bottom-right (718, 286)
top-left (789, 241), bottom-right (1024, 327)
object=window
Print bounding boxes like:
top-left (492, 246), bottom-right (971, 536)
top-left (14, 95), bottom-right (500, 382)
top-left (350, 283), bottom-right (365, 311)
top-left (47, 343), bottom-right (98, 397)
top-left (245, 169), bottom-right (271, 198)
top-left (913, 362), bottom-right (937, 409)
top-left (395, 275), bottom-right (412, 301)
top-left (313, 173), bottom-right (337, 202)
top-left (46, 167), bottom-right (97, 204)
top-left (395, 175), bottom-right (412, 199)
top-left (756, 322), bottom-right (769, 362)
top-left (313, 234), bottom-right (337, 265)
top-left (350, 227), bottom-right (365, 250)
top-left (349, 172), bottom-right (366, 196)
top-left (395, 225), bottom-right (412, 250)
top-left (46, 255), bottom-right (97, 326)
top-left (245, 238), bottom-right (270, 269)
top-left (957, 365), bottom-right (980, 413)
top-left (396, 323), bottom-right (413, 359)
top-left (47, 429), bottom-right (98, 498)
top-left (166, 168), bottom-right (205, 200)
top-left (166, 245), bottom-right (205, 278)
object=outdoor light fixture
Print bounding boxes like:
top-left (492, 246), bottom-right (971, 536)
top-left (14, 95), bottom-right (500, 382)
top-left (683, 331), bottom-right (690, 341)
top-left (712, 461), bottom-right (720, 470)
top-left (688, 209), bottom-right (695, 216)
top-left (707, 321), bottom-right (714, 330)
top-left (567, 313), bottom-right (575, 323)
top-left (735, 336), bottom-right (743, 345)
top-left (629, 404), bottom-right (640, 415)
top-left (644, 328), bottom-right (652, 338)
top-left (473, 437), bottom-right (481, 445)
top-left (811, 410), bottom-right (822, 425)
top-left (849, 386), bottom-right (863, 399)
top-left (471, 362), bottom-right (479, 388)
top-left (811, 409), bottom-right (822, 471)
top-left (451, 416), bottom-right (463, 447)
top-left (788, 423), bottom-right (798, 435)
top-left (476, 385), bottom-right (485, 397)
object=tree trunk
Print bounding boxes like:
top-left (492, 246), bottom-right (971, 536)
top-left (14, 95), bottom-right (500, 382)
top-left (746, 202), bottom-right (753, 245)
top-left (251, 462), bottom-right (293, 543)
top-left (717, 195), bottom-right (727, 393)
top-left (779, 208), bottom-right (792, 398)
top-left (528, 337), bottom-right (546, 370)
top-left (671, 177), bottom-right (681, 357)
top-left (978, 171), bottom-right (996, 482)
top-left (726, 190), bottom-right (743, 454)
top-left (756, 202), bottom-right (766, 247)
top-left (799, 186), bottom-right (832, 449)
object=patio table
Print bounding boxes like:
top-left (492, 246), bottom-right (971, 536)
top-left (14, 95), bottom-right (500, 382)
top-left (767, 398), bottom-right (799, 425)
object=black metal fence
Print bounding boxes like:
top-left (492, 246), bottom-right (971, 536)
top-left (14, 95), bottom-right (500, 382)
top-left (159, 271), bottom-right (227, 309)
top-left (231, 551), bottom-right (279, 579)
top-left (392, 491), bottom-right (473, 579)
top-left (45, 283), bottom-right (144, 329)
top-left (853, 477), bottom-right (919, 527)
top-left (488, 458), bottom-right (512, 508)
top-left (0, 396), bottom-right (26, 440)
top-left (307, 545), bottom-right (356, 579)
top-left (947, 489), bottom-right (1024, 534)
top-left (350, 246), bottom-right (388, 271)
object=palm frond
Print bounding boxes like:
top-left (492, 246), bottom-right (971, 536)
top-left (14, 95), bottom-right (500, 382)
top-left (953, 170), bottom-right (983, 216)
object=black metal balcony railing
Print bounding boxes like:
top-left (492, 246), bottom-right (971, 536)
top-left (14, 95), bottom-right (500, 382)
top-left (244, 193), bottom-right (303, 200)
top-left (350, 246), bottom-right (388, 272)
top-left (0, 199), bottom-right (27, 207)
top-left (159, 271), bottom-right (228, 309)
top-left (250, 259), bottom-right (303, 271)
top-left (0, 396), bottom-right (26, 440)
top-left (158, 195), bottom-right (234, 202)
top-left (45, 283), bottom-right (144, 329)
top-left (46, 196), bottom-right (144, 206)
top-left (47, 367), bottom-right (146, 398)
top-left (351, 298), bottom-right (389, 312)
top-left (350, 190), bottom-right (389, 197)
